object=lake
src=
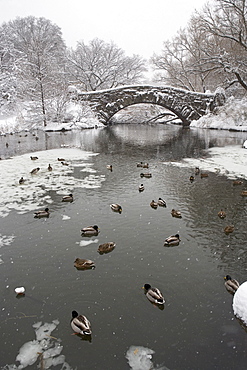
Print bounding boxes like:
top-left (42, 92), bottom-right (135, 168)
top-left (1, 124), bottom-right (247, 370)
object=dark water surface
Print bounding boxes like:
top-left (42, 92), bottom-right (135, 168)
top-left (1, 124), bottom-right (247, 369)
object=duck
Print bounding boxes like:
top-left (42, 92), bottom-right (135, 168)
top-left (30, 156), bottom-right (38, 160)
top-left (150, 200), bottom-right (158, 209)
top-left (241, 190), bottom-right (247, 196)
top-left (57, 158), bottom-right (65, 161)
top-left (190, 175), bottom-right (195, 182)
top-left (158, 197), bottom-right (166, 207)
top-left (142, 163), bottom-right (149, 168)
top-left (30, 167), bottom-right (40, 175)
top-left (61, 161), bottom-right (69, 166)
top-left (142, 284), bottom-right (165, 305)
top-left (224, 225), bottom-right (234, 234)
top-left (137, 162), bottom-right (144, 167)
top-left (200, 172), bottom-right (208, 178)
top-left (19, 177), bottom-right (26, 185)
top-left (70, 310), bottom-right (92, 335)
top-left (218, 209), bottom-right (226, 219)
top-left (62, 194), bottom-right (73, 202)
top-left (164, 234), bottom-right (180, 246)
top-left (140, 173), bottom-right (152, 178)
top-left (139, 184), bottom-right (145, 192)
top-left (195, 167), bottom-right (200, 175)
top-left (106, 165), bottom-right (113, 171)
top-left (34, 207), bottom-right (50, 218)
top-left (81, 225), bottom-right (99, 236)
top-left (48, 164), bottom-right (52, 171)
top-left (233, 180), bottom-right (243, 185)
top-left (110, 204), bottom-right (122, 213)
top-left (171, 209), bottom-right (182, 218)
top-left (224, 275), bottom-right (240, 294)
top-left (74, 258), bottom-right (95, 270)
top-left (97, 242), bottom-right (116, 254)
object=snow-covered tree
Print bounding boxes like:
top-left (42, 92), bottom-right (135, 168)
top-left (67, 38), bottom-right (146, 91)
top-left (0, 16), bottom-right (67, 125)
top-left (152, 0), bottom-right (247, 95)
top-left (195, 0), bottom-right (247, 93)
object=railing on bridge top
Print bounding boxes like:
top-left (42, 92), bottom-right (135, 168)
top-left (73, 85), bottom-right (226, 126)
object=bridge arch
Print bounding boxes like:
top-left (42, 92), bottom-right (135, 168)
top-left (76, 85), bottom-right (225, 126)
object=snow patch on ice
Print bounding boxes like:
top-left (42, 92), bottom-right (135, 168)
top-left (169, 145), bottom-right (247, 180)
top-left (0, 148), bottom-right (105, 218)
top-left (126, 345), bottom-right (168, 370)
top-left (3, 320), bottom-right (72, 369)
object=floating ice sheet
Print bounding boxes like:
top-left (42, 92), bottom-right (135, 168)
top-left (0, 148), bottom-right (105, 218)
top-left (3, 320), bottom-right (72, 369)
top-left (169, 145), bottom-right (247, 180)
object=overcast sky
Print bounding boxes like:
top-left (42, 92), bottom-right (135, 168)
top-left (0, 0), bottom-right (207, 58)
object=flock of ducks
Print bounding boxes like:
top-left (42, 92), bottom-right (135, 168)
top-left (17, 155), bottom-right (245, 336)
top-left (18, 156), bottom-right (74, 218)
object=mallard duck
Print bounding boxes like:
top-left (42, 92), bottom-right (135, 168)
top-left (241, 190), bottom-right (247, 196)
top-left (110, 204), bottom-right (122, 213)
top-left (34, 207), bottom-right (50, 218)
top-left (97, 242), bottom-right (116, 254)
top-left (137, 162), bottom-right (144, 167)
top-left (139, 184), bottom-right (145, 192)
top-left (195, 167), bottom-right (200, 175)
top-left (218, 209), bottom-right (226, 219)
top-left (142, 284), bottom-right (165, 305)
top-left (19, 177), bottom-right (25, 185)
top-left (158, 197), bottom-right (166, 207)
top-left (164, 234), bottom-right (180, 246)
top-left (233, 180), bottom-right (243, 185)
top-left (140, 173), bottom-right (152, 178)
top-left (190, 175), bottom-right (195, 182)
top-left (81, 225), bottom-right (99, 236)
top-left (150, 200), bottom-right (158, 209)
top-left (30, 167), bottom-right (40, 175)
top-left (200, 172), bottom-right (208, 178)
top-left (48, 164), bottom-right (52, 171)
top-left (224, 225), bottom-right (234, 234)
top-left (70, 310), bottom-right (92, 335)
top-left (30, 156), bottom-right (38, 160)
top-left (57, 158), bottom-right (65, 161)
top-left (74, 258), bottom-right (95, 270)
top-left (62, 194), bottom-right (73, 202)
top-left (171, 209), bottom-right (182, 218)
top-left (106, 165), bottom-right (113, 171)
top-left (224, 275), bottom-right (240, 294)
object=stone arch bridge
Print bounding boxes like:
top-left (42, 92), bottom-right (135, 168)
top-left (75, 85), bottom-right (225, 126)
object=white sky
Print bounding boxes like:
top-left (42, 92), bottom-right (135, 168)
top-left (0, 0), bottom-right (207, 58)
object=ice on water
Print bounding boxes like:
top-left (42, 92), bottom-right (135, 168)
top-left (3, 320), bottom-right (72, 369)
top-left (0, 148), bottom-right (105, 218)
top-left (126, 345), bottom-right (168, 370)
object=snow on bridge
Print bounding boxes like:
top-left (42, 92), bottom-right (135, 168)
top-left (75, 85), bottom-right (225, 125)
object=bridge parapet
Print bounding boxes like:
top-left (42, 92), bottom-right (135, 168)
top-left (76, 85), bottom-right (225, 125)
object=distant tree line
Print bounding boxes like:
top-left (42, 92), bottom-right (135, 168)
top-left (151, 0), bottom-right (247, 96)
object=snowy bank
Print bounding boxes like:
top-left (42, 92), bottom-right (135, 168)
top-left (0, 101), bottom-right (104, 135)
top-left (190, 96), bottom-right (247, 131)
top-left (233, 281), bottom-right (247, 326)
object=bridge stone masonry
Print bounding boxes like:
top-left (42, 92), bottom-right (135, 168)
top-left (76, 85), bottom-right (226, 126)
